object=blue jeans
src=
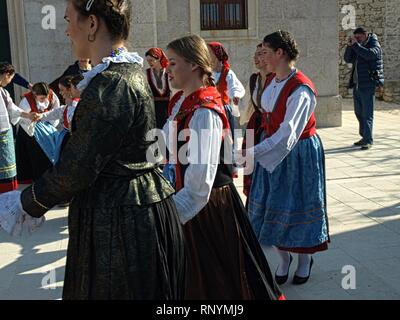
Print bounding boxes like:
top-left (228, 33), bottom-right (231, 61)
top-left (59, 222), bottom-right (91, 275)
top-left (353, 87), bottom-right (375, 144)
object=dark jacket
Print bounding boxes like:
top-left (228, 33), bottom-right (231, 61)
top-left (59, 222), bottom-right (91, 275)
top-left (12, 73), bottom-right (30, 89)
top-left (49, 61), bottom-right (90, 104)
top-left (344, 33), bottom-right (384, 89)
top-left (21, 63), bottom-right (186, 299)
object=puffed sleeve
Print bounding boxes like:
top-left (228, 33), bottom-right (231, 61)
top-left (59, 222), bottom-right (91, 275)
top-left (172, 108), bottom-right (223, 224)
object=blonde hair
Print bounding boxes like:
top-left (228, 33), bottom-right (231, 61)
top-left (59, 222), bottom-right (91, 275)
top-left (167, 35), bottom-right (215, 87)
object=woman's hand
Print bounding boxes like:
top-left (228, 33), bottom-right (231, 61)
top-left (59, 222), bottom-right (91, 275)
top-left (22, 112), bottom-right (42, 122)
top-left (32, 113), bottom-right (43, 122)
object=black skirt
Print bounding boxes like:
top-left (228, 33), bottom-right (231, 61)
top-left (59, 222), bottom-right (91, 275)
top-left (154, 100), bottom-right (169, 130)
top-left (62, 196), bottom-right (186, 300)
top-left (15, 128), bottom-right (53, 183)
top-left (183, 183), bottom-right (284, 300)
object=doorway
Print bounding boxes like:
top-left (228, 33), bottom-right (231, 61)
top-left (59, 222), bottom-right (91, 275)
top-left (0, 0), bottom-right (14, 99)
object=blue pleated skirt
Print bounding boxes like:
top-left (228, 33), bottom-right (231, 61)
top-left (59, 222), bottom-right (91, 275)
top-left (54, 128), bottom-right (69, 164)
top-left (33, 122), bottom-right (59, 165)
top-left (248, 134), bottom-right (329, 249)
top-left (162, 162), bottom-right (176, 189)
top-left (0, 129), bottom-right (17, 180)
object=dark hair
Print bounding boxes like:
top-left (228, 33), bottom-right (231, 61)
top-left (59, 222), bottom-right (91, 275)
top-left (32, 82), bottom-right (50, 96)
top-left (59, 74), bottom-right (84, 89)
top-left (71, 0), bottom-right (131, 41)
top-left (145, 49), bottom-right (159, 60)
top-left (0, 62), bottom-right (16, 75)
top-left (263, 30), bottom-right (300, 61)
top-left (256, 43), bottom-right (263, 49)
top-left (353, 27), bottom-right (367, 35)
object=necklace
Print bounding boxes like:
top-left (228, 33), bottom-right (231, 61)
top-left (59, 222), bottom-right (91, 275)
top-left (110, 47), bottom-right (127, 58)
top-left (275, 68), bottom-right (296, 83)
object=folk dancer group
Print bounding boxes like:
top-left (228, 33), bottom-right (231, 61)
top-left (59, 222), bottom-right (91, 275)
top-left (0, 0), bottom-right (329, 300)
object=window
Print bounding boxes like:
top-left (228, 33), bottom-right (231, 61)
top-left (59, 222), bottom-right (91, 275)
top-left (200, 0), bottom-right (248, 30)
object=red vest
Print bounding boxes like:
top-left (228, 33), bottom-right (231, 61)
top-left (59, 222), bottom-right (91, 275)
top-left (167, 87), bottom-right (230, 191)
top-left (216, 67), bottom-right (230, 106)
top-left (24, 91), bottom-right (54, 113)
top-left (261, 70), bottom-right (317, 140)
top-left (63, 98), bottom-right (80, 130)
top-left (146, 68), bottom-right (170, 98)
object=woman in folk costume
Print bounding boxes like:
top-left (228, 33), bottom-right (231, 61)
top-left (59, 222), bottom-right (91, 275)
top-left (15, 82), bottom-right (61, 183)
top-left (245, 31), bottom-right (330, 286)
top-left (50, 58), bottom-right (91, 105)
top-left (35, 74), bottom-right (83, 163)
top-left (164, 34), bottom-right (284, 300)
top-left (208, 42), bottom-right (245, 176)
top-left (145, 48), bottom-right (171, 129)
top-left (239, 43), bottom-right (275, 200)
top-left (0, 0), bottom-right (185, 300)
top-left (0, 63), bottom-right (37, 193)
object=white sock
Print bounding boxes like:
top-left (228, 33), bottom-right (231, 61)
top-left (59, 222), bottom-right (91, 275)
top-left (295, 254), bottom-right (312, 277)
top-left (274, 247), bottom-right (292, 276)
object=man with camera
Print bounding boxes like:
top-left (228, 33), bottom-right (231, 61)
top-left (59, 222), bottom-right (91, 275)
top-left (344, 27), bottom-right (384, 150)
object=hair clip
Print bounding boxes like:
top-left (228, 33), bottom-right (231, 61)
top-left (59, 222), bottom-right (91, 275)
top-left (86, 0), bottom-right (95, 11)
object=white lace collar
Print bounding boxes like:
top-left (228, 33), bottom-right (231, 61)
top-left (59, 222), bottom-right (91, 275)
top-left (77, 51), bottom-right (144, 92)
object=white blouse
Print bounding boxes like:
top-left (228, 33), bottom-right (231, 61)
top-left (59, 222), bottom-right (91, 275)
top-left (163, 95), bottom-right (223, 224)
top-left (213, 69), bottom-right (246, 99)
top-left (40, 99), bottom-right (79, 129)
top-left (238, 74), bottom-right (263, 126)
top-left (0, 87), bottom-right (24, 132)
top-left (252, 71), bottom-right (316, 173)
top-left (0, 190), bottom-right (45, 236)
top-left (213, 69), bottom-right (246, 116)
top-left (17, 94), bottom-right (61, 136)
top-left (149, 68), bottom-right (168, 96)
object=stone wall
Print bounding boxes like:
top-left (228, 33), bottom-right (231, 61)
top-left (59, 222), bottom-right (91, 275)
top-left (16, 0), bottom-right (341, 127)
top-left (338, 0), bottom-right (386, 97)
top-left (382, 0), bottom-right (400, 103)
top-left (23, 0), bottom-right (73, 84)
top-left (338, 0), bottom-right (400, 104)
top-left (151, 0), bottom-right (341, 127)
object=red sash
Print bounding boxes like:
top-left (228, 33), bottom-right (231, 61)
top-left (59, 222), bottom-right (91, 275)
top-left (216, 67), bottom-right (230, 106)
top-left (63, 98), bottom-right (80, 130)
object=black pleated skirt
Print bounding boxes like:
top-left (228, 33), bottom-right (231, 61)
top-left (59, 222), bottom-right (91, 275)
top-left (62, 196), bottom-right (186, 300)
top-left (15, 128), bottom-right (52, 183)
top-left (183, 183), bottom-right (284, 300)
top-left (154, 100), bottom-right (169, 130)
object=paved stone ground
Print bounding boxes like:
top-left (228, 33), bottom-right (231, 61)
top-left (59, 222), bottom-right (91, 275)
top-left (1, 99), bottom-right (399, 300)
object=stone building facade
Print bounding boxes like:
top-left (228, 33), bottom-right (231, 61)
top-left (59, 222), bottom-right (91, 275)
top-left (4, 0), bottom-right (341, 127)
top-left (339, 0), bottom-right (400, 103)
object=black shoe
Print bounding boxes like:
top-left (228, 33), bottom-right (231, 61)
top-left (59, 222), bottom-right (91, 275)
top-left (360, 143), bottom-right (372, 150)
top-left (292, 257), bottom-right (314, 285)
top-left (353, 139), bottom-right (365, 146)
top-left (275, 254), bottom-right (293, 285)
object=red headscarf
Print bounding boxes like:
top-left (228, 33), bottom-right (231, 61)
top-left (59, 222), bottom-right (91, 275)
top-left (146, 47), bottom-right (169, 69)
top-left (208, 42), bottom-right (230, 69)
